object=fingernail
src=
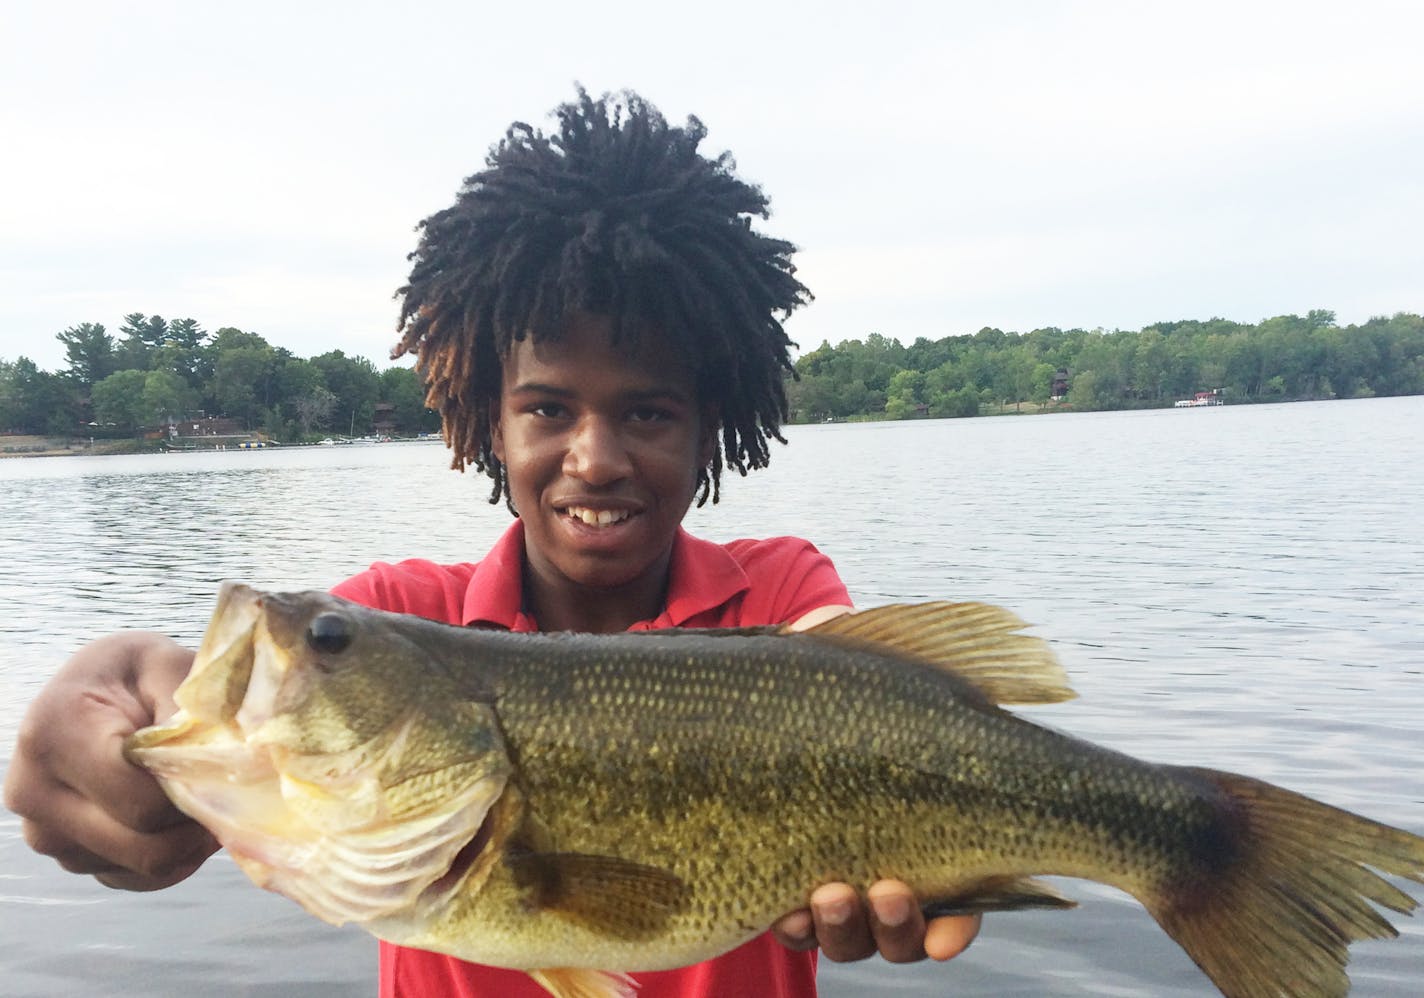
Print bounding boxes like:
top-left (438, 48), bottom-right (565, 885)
top-left (783, 913), bottom-right (813, 942)
top-left (820, 899), bottom-right (852, 926)
top-left (877, 894), bottom-right (911, 927)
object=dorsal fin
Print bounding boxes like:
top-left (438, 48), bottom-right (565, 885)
top-left (799, 601), bottom-right (1075, 705)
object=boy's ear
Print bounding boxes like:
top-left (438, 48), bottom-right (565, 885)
top-left (489, 399), bottom-right (505, 463)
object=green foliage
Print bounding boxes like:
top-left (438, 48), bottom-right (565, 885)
top-left (1068, 370), bottom-right (1103, 410)
top-left (8, 309), bottom-right (1422, 440)
top-left (115, 313), bottom-right (169, 371)
top-left (91, 370), bottom-right (151, 431)
top-left (276, 359), bottom-right (333, 435)
top-left (57, 322), bottom-right (117, 390)
top-left (1030, 363), bottom-right (1056, 407)
top-left (152, 317), bottom-right (210, 389)
top-left (142, 370), bottom-right (194, 423)
top-left (380, 366), bottom-right (441, 435)
top-left (214, 344), bottom-right (277, 428)
top-left (0, 315), bottom-right (444, 443)
top-left (933, 386), bottom-right (980, 418)
top-left (312, 350), bottom-right (381, 436)
top-left (0, 359), bottom-right (15, 430)
top-left (2, 357), bottom-right (80, 434)
top-left (883, 369), bottom-right (926, 420)
top-left (788, 311), bottom-right (1424, 421)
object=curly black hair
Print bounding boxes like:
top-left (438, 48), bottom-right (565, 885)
top-left (393, 87), bottom-right (810, 506)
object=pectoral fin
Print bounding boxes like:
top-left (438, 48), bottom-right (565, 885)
top-left (527, 968), bottom-right (638, 998)
top-left (921, 875), bottom-right (1078, 917)
top-left (509, 850), bottom-right (688, 940)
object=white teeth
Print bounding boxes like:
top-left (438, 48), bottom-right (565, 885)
top-left (565, 506), bottom-right (631, 527)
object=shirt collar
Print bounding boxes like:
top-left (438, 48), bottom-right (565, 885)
top-left (655, 528), bottom-right (750, 628)
top-left (462, 519), bottom-right (532, 630)
top-left (461, 520), bottom-right (749, 631)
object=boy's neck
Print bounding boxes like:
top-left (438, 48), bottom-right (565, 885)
top-left (520, 557), bottom-right (672, 634)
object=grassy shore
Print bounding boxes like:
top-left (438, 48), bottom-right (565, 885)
top-left (0, 435), bottom-right (152, 458)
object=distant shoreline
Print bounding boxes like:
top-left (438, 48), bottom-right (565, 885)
top-left (0, 435), bottom-right (446, 460)
top-left (3, 394), bottom-right (1402, 459)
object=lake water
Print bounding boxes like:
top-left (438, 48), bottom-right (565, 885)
top-left (2, 397), bottom-right (1422, 996)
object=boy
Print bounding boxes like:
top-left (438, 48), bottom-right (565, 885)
top-left (6, 89), bottom-right (979, 996)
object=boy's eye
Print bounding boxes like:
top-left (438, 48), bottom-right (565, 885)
top-left (530, 403), bottom-right (568, 419)
top-left (628, 406), bottom-right (672, 423)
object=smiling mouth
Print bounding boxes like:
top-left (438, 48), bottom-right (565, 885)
top-left (561, 505), bottom-right (634, 527)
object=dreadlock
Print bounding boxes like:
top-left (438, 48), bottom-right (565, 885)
top-left (393, 86), bottom-right (810, 507)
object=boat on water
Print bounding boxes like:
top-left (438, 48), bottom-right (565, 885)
top-left (1174, 390), bottom-right (1224, 408)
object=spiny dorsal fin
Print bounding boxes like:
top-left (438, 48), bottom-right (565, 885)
top-left (799, 601), bottom-right (1075, 705)
top-left (509, 850), bottom-right (687, 941)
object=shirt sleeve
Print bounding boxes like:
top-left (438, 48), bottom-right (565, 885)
top-left (330, 559), bottom-right (476, 624)
top-left (726, 536), bottom-right (851, 626)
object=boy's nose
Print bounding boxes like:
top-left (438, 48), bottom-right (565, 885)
top-left (564, 416), bottom-right (633, 485)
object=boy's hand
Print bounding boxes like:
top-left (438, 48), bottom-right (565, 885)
top-left (772, 880), bottom-right (981, 962)
top-left (4, 633), bottom-right (218, 891)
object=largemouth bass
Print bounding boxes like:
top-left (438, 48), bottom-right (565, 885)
top-left (126, 583), bottom-right (1424, 998)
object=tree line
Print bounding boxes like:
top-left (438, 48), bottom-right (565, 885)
top-left (786, 310), bottom-right (1424, 421)
top-left (0, 313), bottom-right (440, 440)
top-left (4, 309), bottom-right (1422, 439)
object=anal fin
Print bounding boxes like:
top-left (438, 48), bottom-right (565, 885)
top-left (921, 875), bottom-right (1078, 918)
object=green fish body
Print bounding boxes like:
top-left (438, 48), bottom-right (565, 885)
top-left (127, 584), bottom-right (1424, 998)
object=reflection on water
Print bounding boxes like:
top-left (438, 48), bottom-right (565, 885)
top-left (3, 398), bottom-right (1422, 996)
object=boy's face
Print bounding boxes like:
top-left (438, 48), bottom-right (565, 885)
top-left (491, 313), bottom-right (714, 604)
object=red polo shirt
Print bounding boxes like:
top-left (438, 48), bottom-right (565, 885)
top-left (331, 520), bottom-right (850, 998)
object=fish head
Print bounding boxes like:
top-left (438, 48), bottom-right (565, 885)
top-left (127, 582), bottom-right (514, 929)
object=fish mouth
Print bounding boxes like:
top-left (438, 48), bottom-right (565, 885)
top-left (127, 582), bottom-right (509, 928)
top-left (124, 582), bottom-right (266, 758)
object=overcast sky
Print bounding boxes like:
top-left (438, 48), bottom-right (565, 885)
top-left (3, 0), bottom-right (1421, 372)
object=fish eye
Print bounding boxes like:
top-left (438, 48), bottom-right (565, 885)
top-left (306, 612), bottom-right (354, 655)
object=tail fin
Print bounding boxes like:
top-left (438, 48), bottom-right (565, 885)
top-left (1147, 768), bottom-right (1424, 998)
